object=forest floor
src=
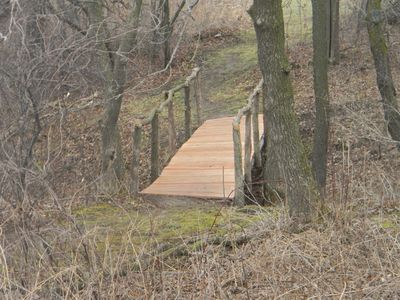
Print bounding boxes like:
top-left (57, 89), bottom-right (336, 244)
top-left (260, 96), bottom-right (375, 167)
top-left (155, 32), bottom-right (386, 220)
top-left (3, 2), bottom-right (400, 299)
top-left (68, 25), bottom-right (400, 298)
top-left (5, 7), bottom-right (397, 295)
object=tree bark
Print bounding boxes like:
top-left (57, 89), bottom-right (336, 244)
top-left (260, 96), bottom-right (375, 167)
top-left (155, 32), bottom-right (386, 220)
top-left (312, 0), bottom-right (330, 196)
top-left (248, 0), bottom-right (317, 224)
top-left (25, 1), bottom-right (45, 55)
top-left (161, 0), bottom-right (171, 67)
top-left (385, 0), bottom-right (400, 24)
top-left (87, 0), bottom-right (143, 189)
top-left (356, 0), bottom-right (368, 43)
top-left (367, 0), bottom-right (400, 145)
top-left (150, 0), bottom-right (162, 67)
top-left (261, 83), bottom-right (282, 204)
top-left (130, 125), bottom-right (142, 196)
top-left (328, 0), bottom-right (340, 64)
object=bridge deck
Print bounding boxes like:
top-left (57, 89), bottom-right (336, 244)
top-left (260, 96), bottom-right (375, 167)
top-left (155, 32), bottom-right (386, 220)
top-left (140, 116), bottom-right (263, 199)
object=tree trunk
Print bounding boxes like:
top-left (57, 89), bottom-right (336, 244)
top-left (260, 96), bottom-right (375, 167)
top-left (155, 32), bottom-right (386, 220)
top-left (248, 0), bottom-right (317, 224)
top-left (150, 0), bottom-right (162, 68)
top-left (88, 0), bottom-right (143, 190)
top-left (385, 0), bottom-right (400, 24)
top-left (367, 0), bottom-right (400, 145)
top-left (261, 82), bottom-right (282, 204)
top-left (356, 0), bottom-right (368, 43)
top-left (312, 0), bottom-right (330, 196)
top-left (161, 0), bottom-right (171, 67)
top-left (328, 0), bottom-right (340, 64)
top-left (26, 0), bottom-right (45, 55)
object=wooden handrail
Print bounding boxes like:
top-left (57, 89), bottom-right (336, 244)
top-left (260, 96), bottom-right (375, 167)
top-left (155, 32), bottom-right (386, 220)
top-left (139, 67), bottom-right (201, 126)
top-left (130, 67), bottom-right (202, 196)
top-left (232, 79), bottom-right (263, 206)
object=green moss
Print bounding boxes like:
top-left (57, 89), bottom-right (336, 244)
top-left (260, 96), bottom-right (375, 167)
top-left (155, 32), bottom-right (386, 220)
top-left (381, 219), bottom-right (396, 229)
top-left (123, 94), bottom-right (165, 118)
top-left (73, 203), bottom-right (278, 254)
top-left (205, 32), bottom-right (258, 75)
top-left (372, 215), bottom-right (399, 229)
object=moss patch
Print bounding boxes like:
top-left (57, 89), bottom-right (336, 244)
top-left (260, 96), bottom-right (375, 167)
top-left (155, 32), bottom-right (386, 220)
top-left (372, 214), bottom-right (400, 229)
top-left (73, 203), bottom-right (277, 253)
top-left (205, 31), bottom-right (258, 75)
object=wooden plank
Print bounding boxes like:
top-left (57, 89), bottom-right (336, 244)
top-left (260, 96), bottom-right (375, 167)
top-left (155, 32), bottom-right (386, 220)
top-left (141, 115), bottom-right (263, 199)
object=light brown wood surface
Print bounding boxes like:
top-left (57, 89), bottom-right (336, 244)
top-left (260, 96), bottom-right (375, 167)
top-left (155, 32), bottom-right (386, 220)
top-left (140, 115), bottom-right (263, 199)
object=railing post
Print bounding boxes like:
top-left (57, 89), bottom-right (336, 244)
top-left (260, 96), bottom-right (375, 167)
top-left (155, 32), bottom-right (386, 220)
top-left (150, 111), bottom-right (159, 182)
top-left (184, 85), bottom-right (191, 140)
top-left (244, 111), bottom-right (252, 190)
top-left (194, 75), bottom-right (202, 126)
top-left (130, 124), bottom-right (142, 196)
top-left (167, 93), bottom-right (177, 156)
top-left (252, 92), bottom-right (262, 168)
top-left (233, 121), bottom-right (244, 206)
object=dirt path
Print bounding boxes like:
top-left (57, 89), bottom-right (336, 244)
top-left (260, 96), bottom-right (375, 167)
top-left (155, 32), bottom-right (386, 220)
top-left (194, 31), bottom-right (260, 120)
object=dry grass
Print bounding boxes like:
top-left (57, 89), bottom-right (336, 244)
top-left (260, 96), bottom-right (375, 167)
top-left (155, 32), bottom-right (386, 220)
top-left (2, 40), bottom-right (400, 299)
top-left (123, 219), bottom-right (400, 298)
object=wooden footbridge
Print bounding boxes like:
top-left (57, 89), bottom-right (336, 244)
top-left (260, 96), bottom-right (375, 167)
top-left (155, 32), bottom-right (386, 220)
top-left (131, 68), bottom-right (263, 205)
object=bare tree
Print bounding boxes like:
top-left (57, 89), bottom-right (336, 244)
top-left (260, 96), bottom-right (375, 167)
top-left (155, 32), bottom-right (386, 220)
top-left (312, 0), bottom-right (330, 196)
top-left (248, 0), bottom-right (318, 224)
top-left (152, 0), bottom-right (200, 68)
top-left (328, 0), bottom-right (340, 64)
top-left (1, 0), bottom-right (66, 209)
top-left (367, 0), bottom-right (400, 145)
top-left (84, 0), bottom-right (143, 191)
top-left (0, 2), bottom-right (101, 295)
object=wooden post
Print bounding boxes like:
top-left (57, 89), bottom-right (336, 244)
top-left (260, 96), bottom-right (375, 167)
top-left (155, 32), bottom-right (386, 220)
top-left (167, 98), bottom-right (177, 156)
top-left (252, 92), bottom-right (262, 168)
top-left (184, 85), bottom-right (191, 140)
top-left (130, 125), bottom-right (142, 196)
top-left (244, 111), bottom-right (252, 189)
top-left (233, 121), bottom-right (244, 206)
top-left (194, 76), bottom-right (202, 126)
top-left (150, 111), bottom-right (159, 182)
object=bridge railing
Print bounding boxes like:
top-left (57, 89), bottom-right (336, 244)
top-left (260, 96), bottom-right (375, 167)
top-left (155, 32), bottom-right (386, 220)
top-left (232, 79), bottom-right (263, 206)
top-left (131, 67), bottom-right (202, 196)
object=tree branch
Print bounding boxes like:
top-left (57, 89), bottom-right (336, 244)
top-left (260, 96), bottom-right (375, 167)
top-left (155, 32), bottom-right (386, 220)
top-left (170, 0), bottom-right (200, 26)
top-left (46, 1), bottom-right (87, 35)
top-left (65, 0), bottom-right (89, 16)
top-left (170, 0), bottom-right (186, 26)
